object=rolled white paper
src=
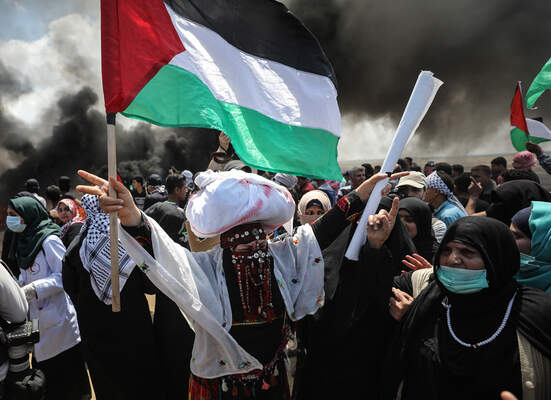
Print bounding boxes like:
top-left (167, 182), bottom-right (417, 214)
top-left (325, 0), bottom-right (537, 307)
top-left (345, 71), bottom-right (443, 261)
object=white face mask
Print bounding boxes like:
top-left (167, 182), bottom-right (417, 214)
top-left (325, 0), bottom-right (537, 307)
top-left (6, 216), bottom-right (26, 233)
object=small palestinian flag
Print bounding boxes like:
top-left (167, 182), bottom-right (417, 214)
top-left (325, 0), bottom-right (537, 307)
top-left (101, 0), bottom-right (342, 180)
top-left (510, 83), bottom-right (550, 151)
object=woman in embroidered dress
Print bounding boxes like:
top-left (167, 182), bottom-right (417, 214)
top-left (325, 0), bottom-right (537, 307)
top-left (76, 168), bottom-right (406, 399)
top-left (366, 204), bottom-right (551, 400)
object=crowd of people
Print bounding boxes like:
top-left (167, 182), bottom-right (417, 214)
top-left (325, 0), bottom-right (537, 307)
top-left (1, 132), bottom-right (551, 400)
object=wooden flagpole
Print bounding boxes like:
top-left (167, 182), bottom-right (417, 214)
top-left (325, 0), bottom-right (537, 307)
top-left (107, 113), bottom-right (121, 312)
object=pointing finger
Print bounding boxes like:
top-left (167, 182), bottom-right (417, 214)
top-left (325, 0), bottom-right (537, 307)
top-left (389, 196), bottom-right (400, 220)
top-left (389, 171), bottom-right (409, 181)
top-left (78, 170), bottom-right (108, 187)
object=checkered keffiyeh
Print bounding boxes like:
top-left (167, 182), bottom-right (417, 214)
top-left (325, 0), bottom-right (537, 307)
top-left (426, 171), bottom-right (453, 197)
top-left (426, 172), bottom-right (467, 215)
top-left (79, 195), bottom-right (135, 305)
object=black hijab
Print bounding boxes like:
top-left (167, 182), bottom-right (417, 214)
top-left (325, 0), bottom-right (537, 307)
top-left (377, 196), bottom-right (416, 275)
top-left (399, 197), bottom-right (438, 262)
top-left (319, 196), bottom-right (415, 331)
top-left (383, 216), bottom-right (551, 399)
top-left (486, 180), bottom-right (551, 225)
top-left (433, 216), bottom-right (519, 292)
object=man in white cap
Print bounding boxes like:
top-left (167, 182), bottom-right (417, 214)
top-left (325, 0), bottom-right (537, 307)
top-left (395, 171), bottom-right (427, 200)
top-left (76, 168), bottom-right (405, 399)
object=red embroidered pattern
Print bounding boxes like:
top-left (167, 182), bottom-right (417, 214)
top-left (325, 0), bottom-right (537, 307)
top-left (336, 196), bottom-right (351, 215)
top-left (134, 235), bottom-right (151, 247)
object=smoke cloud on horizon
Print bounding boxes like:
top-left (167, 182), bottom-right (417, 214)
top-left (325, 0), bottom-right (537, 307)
top-left (287, 0), bottom-right (551, 156)
top-left (0, 69), bottom-right (217, 201)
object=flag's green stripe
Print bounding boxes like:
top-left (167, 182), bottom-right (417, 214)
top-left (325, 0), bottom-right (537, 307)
top-left (526, 57), bottom-right (551, 109)
top-left (122, 64), bottom-right (341, 180)
top-left (510, 127), bottom-right (549, 151)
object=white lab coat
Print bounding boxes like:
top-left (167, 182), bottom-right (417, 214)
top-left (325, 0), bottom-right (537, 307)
top-left (18, 235), bottom-right (81, 362)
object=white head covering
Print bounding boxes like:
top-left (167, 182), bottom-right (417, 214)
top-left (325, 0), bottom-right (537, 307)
top-left (426, 171), bottom-right (467, 214)
top-left (185, 170), bottom-right (295, 238)
top-left (297, 190), bottom-right (331, 225)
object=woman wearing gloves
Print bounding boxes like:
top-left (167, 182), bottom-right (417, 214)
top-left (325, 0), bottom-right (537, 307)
top-left (7, 197), bottom-right (90, 400)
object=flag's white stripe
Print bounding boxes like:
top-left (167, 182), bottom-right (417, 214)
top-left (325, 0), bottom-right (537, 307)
top-left (526, 118), bottom-right (551, 140)
top-left (164, 4), bottom-right (341, 137)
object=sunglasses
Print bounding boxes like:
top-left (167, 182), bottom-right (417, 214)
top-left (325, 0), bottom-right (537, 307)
top-left (210, 151), bottom-right (235, 164)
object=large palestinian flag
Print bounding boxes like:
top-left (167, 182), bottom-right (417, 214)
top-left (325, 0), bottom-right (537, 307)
top-left (101, 0), bottom-right (342, 180)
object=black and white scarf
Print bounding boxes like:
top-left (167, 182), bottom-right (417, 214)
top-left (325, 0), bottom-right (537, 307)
top-left (79, 195), bottom-right (135, 304)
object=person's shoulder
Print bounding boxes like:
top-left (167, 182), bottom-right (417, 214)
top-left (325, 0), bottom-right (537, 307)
top-left (42, 234), bottom-right (66, 254)
top-left (65, 222), bottom-right (84, 239)
top-left (438, 201), bottom-right (456, 214)
top-left (43, 234), bottom-right (63, 245)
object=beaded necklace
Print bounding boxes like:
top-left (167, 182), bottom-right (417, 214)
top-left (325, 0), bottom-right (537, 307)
top-left (231, 249), bottom-right (275, 322)
top-left (441, 291), bottom-right (517, 349)
top-left (222, 223), bottom-right (276, 322)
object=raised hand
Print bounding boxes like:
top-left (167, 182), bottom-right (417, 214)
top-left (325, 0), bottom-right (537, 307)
top-left (355, 172), bottom-right (409, 203)
top-left (367, 196), bottom-right (399, 249)
top-left (401, 253), bottom-right (433, 272)
top-left (468, 176), bottom-right (483, 199)
top-left (219, 132), bottom-right (231, 152)
top-left (76, 170), bottom-right (141, 227)
top-left (525, 141), bottom-right (543, 157)
top-left (500, 391), bottom-right (518, 400)
top-left (389, 287), bottom-right (413, 321)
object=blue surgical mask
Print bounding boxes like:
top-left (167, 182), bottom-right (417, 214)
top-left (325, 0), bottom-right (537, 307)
top-left (437, 265), bottom-right (489, 294)
top-left (6, 216), bottom-right (26, 233)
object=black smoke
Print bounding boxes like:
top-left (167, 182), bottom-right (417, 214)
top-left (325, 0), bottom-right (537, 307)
top-left (0, 85), bottom-right (218, 202)
top-left (0, 62), bottom-right (35, 169)
top-left (287, 0), bottom-right (551, 154)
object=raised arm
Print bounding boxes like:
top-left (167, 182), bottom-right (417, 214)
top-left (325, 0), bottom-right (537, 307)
top-left (312, 172), bottom-right (408, 250)
top-left (77, 170), bottom-right (153, 254)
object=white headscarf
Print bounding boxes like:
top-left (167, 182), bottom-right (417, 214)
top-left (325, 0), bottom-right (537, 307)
top-left (297, 190), bottom-right (331, 225)
top-left (185, 170), bottom-right (295, 238)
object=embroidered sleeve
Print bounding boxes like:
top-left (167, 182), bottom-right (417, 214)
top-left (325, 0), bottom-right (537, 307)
top-left (121, 213), bottom-right (154, 255)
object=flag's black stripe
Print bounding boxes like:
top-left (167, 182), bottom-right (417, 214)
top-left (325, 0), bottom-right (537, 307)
top-left (164, 0), bottom-right (337, 87)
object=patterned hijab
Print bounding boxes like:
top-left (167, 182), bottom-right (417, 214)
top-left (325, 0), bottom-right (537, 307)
top-left (79, 195), bottom-right (135, 304)
top-left (58, 198), bottom-right (85, 239)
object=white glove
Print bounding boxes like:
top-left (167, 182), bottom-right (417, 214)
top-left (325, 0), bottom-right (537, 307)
top-left (22, 284), bottom-right (37, 302)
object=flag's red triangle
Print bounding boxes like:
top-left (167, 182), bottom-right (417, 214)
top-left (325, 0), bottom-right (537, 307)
top-left (101, 0), bottom-right (185, 114)
top-left (510, 82), bottom-right (529, 133)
